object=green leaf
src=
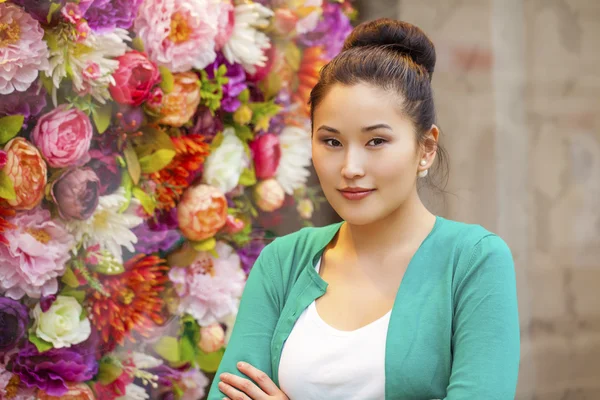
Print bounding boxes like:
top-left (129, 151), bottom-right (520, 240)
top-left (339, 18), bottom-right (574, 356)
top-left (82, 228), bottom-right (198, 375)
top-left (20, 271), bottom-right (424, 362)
top-left (238, 167), bottom-right (257, 187)
top-left (91, 102), bottom-right (112, 134)
top-left (133, 127), bottom-right (175, 158)
top-left (119, 170), bottom-right (134, 213)
top-left (0, 171), bottom-right (16, 201)
top-left (159, 66), bottom-right (174, 94)
top-left (61, 266), bottom-right (80, 288)
top-left (47, 2), bottom-right (61, 24)
top-left (123, 143), bottom-right (141, 185)
top-left (29, 334), bottom-right (53, 353)
top-left (238, 88), bottom-right (250, 103)
top-left (132, 187), bottom-right (156, 215)
top-left (138, 149), bottom-right (176, 174)
top-left (97, 361), bottom-right (123, 385)
top-left (59, 288), bottom-right (86, 303)
top-left (234, 124), bottom-right (254, 143)
top-left (0, 115), bottom-right (24, 146)
top-left (192, 237), bottom-right (216, 252)
top-left (154, 336), bottom-right (181, 364)
top-left (197, 348), bottom-right (225, 373)
top-left (132, 36), bottom-right (145, 52)
top-left (179, 336), bottom-right (197, 365)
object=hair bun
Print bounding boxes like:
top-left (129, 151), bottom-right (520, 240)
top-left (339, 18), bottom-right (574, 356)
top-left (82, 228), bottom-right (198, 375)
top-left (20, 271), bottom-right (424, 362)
top-left (343, 18), bottom-right (436, 76)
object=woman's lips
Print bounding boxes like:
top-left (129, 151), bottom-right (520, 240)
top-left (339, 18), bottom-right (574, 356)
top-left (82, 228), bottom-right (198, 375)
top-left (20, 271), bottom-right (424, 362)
top-left (338, 189), bottom-right (375, 200)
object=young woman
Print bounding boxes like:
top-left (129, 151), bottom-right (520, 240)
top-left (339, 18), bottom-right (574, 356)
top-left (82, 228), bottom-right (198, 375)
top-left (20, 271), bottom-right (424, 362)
top-left (208, 18), bottom-right (520, 400)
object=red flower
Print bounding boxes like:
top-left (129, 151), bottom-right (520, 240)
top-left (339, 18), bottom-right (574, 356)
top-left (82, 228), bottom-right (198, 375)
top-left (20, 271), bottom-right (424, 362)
top-left (109, 51), bottom-right (161, 106)
top-left (250, 133), bottom-right (281, 180)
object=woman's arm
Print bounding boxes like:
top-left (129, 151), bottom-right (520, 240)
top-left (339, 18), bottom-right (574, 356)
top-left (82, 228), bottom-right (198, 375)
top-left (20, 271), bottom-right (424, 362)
top-left (207, 240), bottom-right (283, 400)
top-left (444, 234), bottom-right (520, 400)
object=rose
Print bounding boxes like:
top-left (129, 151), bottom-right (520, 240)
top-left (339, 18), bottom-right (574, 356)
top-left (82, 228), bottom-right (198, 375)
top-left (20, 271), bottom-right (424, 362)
top-left (109, 51), bottom-right (161, 106)
top-left (32, 295), bottom-right (91, 349)
top-left (51, 168), bottom-right (100, 220)
top-left (202, 127), bottom-right (250, 193)
top-left (177, 184), bottom-right (228, 241)
top-left (149, 72), bottom-right (201, 127)
top-left (2, 137), bottom-right (47, 210)
top-left (250, 133), bottom-right (281, 180)
top-left (31, 106), bottom-right (93, 168)
top-left (254, 179), bottom-right (285, 212)
top-left (198, 323), bottom-right (225, 353)
top-left (0, 297), bottom-right (29, 354)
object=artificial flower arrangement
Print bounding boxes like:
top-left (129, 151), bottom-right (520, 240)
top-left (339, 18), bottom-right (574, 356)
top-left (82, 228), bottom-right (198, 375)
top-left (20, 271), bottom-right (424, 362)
top-left (0, 0), bottom-right (355, 399)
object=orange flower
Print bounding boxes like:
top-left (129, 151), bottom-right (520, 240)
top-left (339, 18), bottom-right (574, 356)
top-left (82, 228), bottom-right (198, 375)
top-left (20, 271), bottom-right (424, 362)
top-left (150, 72), bottom-right (201, 127)
top-left (291, 46), bottom-right (327, 117)
top-left (177, 184), bottom-right (228, 241)
top-left (150, 134), bottom-right (209, 210)
top-left (2, 137), bottom-right (47, 210)
top-left (86, 254), bottom-right (169, 347)
top-left (38, 383), bottom-right (95, 400)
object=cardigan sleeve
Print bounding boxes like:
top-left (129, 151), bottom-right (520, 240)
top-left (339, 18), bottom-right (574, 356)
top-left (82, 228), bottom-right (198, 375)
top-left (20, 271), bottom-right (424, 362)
top-left (443, 234), bottom-right (520, 400)
top-left (207, 239), bottom-right (283, 400)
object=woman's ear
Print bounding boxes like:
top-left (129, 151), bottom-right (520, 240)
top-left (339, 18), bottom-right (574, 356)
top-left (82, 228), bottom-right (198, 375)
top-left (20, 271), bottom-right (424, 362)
top-left (421, 124), bottom-right (439, 160)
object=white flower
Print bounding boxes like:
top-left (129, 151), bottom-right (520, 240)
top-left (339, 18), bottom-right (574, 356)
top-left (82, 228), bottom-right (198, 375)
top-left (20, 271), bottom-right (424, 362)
top-left (117, 383), bottom-right (149, 400)
top-left (47, 28), bottom-right (129, 104)
top-left (66, 187), bottom-right (143, 263)
top-left (222, 2), bottom-right (273, 73)
top-left (276, 126), bottom-right (312, 195)
top-left (202, 127), bottom-right (250, 193)
top-left (32, 296), bottom-right (91, 349)
top-left (131, 352), bottom-right (163, 370)
top-left (297, 198), bottom-right (314, 219)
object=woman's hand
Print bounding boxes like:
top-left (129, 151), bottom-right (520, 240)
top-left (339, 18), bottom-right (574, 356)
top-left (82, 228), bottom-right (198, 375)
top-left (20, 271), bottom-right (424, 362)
top-left (218, 362), bottom-right (289, 400)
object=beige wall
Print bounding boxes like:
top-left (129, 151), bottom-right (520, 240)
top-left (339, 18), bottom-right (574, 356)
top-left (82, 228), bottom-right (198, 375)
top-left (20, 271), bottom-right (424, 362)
top-left (358, 0), bottom-right (600, 398)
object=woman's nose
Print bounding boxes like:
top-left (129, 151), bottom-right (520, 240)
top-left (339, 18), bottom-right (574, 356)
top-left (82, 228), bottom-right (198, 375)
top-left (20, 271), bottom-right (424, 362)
top-left (341, 151), bottom-right (366, 180)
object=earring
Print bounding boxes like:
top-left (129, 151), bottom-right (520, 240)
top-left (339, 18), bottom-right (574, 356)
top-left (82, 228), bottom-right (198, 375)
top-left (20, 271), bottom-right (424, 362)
top-left (418, 160), bottom-right (428, 178)
top-left (420, 160), bottom-right (427, 166)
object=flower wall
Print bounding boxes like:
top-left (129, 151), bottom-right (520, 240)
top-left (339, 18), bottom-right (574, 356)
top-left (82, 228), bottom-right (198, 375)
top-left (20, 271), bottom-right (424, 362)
top-left (0, 0), bottom-right (354, 398)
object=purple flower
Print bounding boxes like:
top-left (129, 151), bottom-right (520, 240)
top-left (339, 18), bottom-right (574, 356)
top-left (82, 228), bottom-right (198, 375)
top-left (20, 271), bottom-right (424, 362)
top-left (191, 106), bottom-right (224, 140)
top-left (297, 2), bottom-right (353, 58)
top-left (79, 0), bottom-right (143, 33)
top-left (0, 297), bottom-right (29, 355)
top-left (87, 149), bottom-right (121, 196)
top-left (205, 54), bottom-right (247, 113)
top-left (10, 0), bottom-right (67, 23)
top-left (0, 80), bottom-right (47, 128)
top-left (238, 236), bottom-right (267, 274)
top-left (50, 168), bottom-right (100, 220)
top-left (12, 342), bottom-right (98, 396)
top-left (148, 208), bottom-right (179, 231)
top-left (132, 221), bottom-right (181, 254)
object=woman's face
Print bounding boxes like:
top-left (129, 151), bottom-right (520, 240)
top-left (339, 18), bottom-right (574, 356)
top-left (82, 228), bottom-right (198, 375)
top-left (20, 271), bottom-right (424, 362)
top-left (312, 82), bottom-right (427, 226)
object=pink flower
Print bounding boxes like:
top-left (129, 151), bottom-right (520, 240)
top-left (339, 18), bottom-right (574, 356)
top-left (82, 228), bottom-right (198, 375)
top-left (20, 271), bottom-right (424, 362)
top-left (215, 1), bottom-right (235, 49)
top-left (169, 241), bottom-right (246, 325)
top-left (0, 208), bottom-right (74, 300)
top-left (199, 323), bottom-right (225, 353)
top-left (177, 184), bottom-right (228, 241)
top-left (180, 368), bottom-right (210, 400)
top-left (61, 3), bottom-right (83, 23)
top-left (0, 3), bottom-right (49, 95)
top-left (82, 62), bottom-right (101, 81)
top-left (109, 51), bottom-right (161, 106)
top-left (74, 19), bottom-right (91, 42)
top-left (31, 106), bottom-right (93, 168)
top-left (254, 178), bottom-right (285, 212)
top-left (250, 133), bottom-right (281, 179)
top-left (0, 150), bottom-right (7, 169)
top-left (133, 0), bottom-right (221, 73)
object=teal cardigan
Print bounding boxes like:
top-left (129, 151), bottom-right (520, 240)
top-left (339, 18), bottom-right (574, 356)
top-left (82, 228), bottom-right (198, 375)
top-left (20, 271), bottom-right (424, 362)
top-left (208, 216), bottom-right (520, 399)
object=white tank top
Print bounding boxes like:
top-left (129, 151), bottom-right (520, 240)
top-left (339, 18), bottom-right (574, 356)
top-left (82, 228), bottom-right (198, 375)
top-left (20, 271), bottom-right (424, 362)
top-left (278, 258), bottom-right (391, 400)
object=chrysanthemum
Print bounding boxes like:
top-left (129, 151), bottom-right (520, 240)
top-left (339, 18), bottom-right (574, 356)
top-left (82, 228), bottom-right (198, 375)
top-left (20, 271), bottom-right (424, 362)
top-left (46, 26), bottom-right (129, 103)
top-left (276, 125), bottom-right (312, 195)
top-left (134, 0), bottom-right (221, 73)
top-left (222, 2), bottom-right (273, 74)
top-left (86, 254), bottom-right (169, 347)
top-left (0, 3), bottom-right (49, 95)
top-left (149, 134), bottom-right (210, 211)
top-left (65, 187), bottom-right (143, 263)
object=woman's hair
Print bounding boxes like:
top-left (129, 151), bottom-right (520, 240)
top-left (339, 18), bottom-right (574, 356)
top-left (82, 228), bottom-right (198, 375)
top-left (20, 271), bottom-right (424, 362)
top-left (308, 18), bottom-right (449, 190)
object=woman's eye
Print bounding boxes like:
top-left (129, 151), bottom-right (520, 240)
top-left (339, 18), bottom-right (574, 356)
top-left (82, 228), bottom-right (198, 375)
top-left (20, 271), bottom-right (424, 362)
top-left (368, 138), bottom-right (387, 146)
top-left (323, 138), bottom-right (342, 147)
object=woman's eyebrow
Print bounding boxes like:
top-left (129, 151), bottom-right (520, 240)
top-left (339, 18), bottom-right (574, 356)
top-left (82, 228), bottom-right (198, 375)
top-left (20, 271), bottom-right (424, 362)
top-left (316, 124), bottom-right (392, 133)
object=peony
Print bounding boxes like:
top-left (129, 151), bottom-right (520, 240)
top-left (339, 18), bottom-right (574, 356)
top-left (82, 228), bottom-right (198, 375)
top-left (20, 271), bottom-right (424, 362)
top-left (222, 2), bottom-right (273, 74)
top-left (88, 149), bottom-right (121, 195)
top-left (66, 187), bottom-right (143, 263)
top-left (169, 241), bottom-right (246, 325)
top-left (0, 3), bottom-right (49, 94)
top-left (12, 342), bottom-right (98, 397)
top-left (80, 0), bottom-right (144, 33)
top-left (32, 295), bottom-right (92, 349)
top-left (150, 72), bottom-right (201, 127)
top-left (199, 323), bottom-right (225, 353)
top-left (214, 1), bottom-right (235, 49)
top-left (250, 133), bottom-right (281, 179)
top-left (2, 138), bottom-right (47, 210)
top-left (0, 208), bottom-right (74, 300)
top-left (177, 184), bottom-right (228, 242)
top-left (276, 125), bottom-right (312, 194)
top-left (38, 383), bottom-right (96, 400)
top-left (254, 178), bottom-right (285, 212)
top-left (202, 127), bottom-right (250, 193)
top-left (109, 51), bottom-right (161, 106)
top-left (51, 168), bottom-right (100, 220)
top-left (0, 79), bottom-right (47, 127)
top-left (179, 368), bottom-right (210, 400)
top-left (0, 297), bottom-right (29, 354)
top-left (31, 106), bottom-right (93, 168)
top-left (134, 0), bottom-right (222, 73)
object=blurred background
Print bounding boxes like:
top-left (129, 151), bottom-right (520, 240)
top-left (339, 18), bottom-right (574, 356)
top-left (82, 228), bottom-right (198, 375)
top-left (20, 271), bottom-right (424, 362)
top-left (277, 0), bottom-right (600, 398)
